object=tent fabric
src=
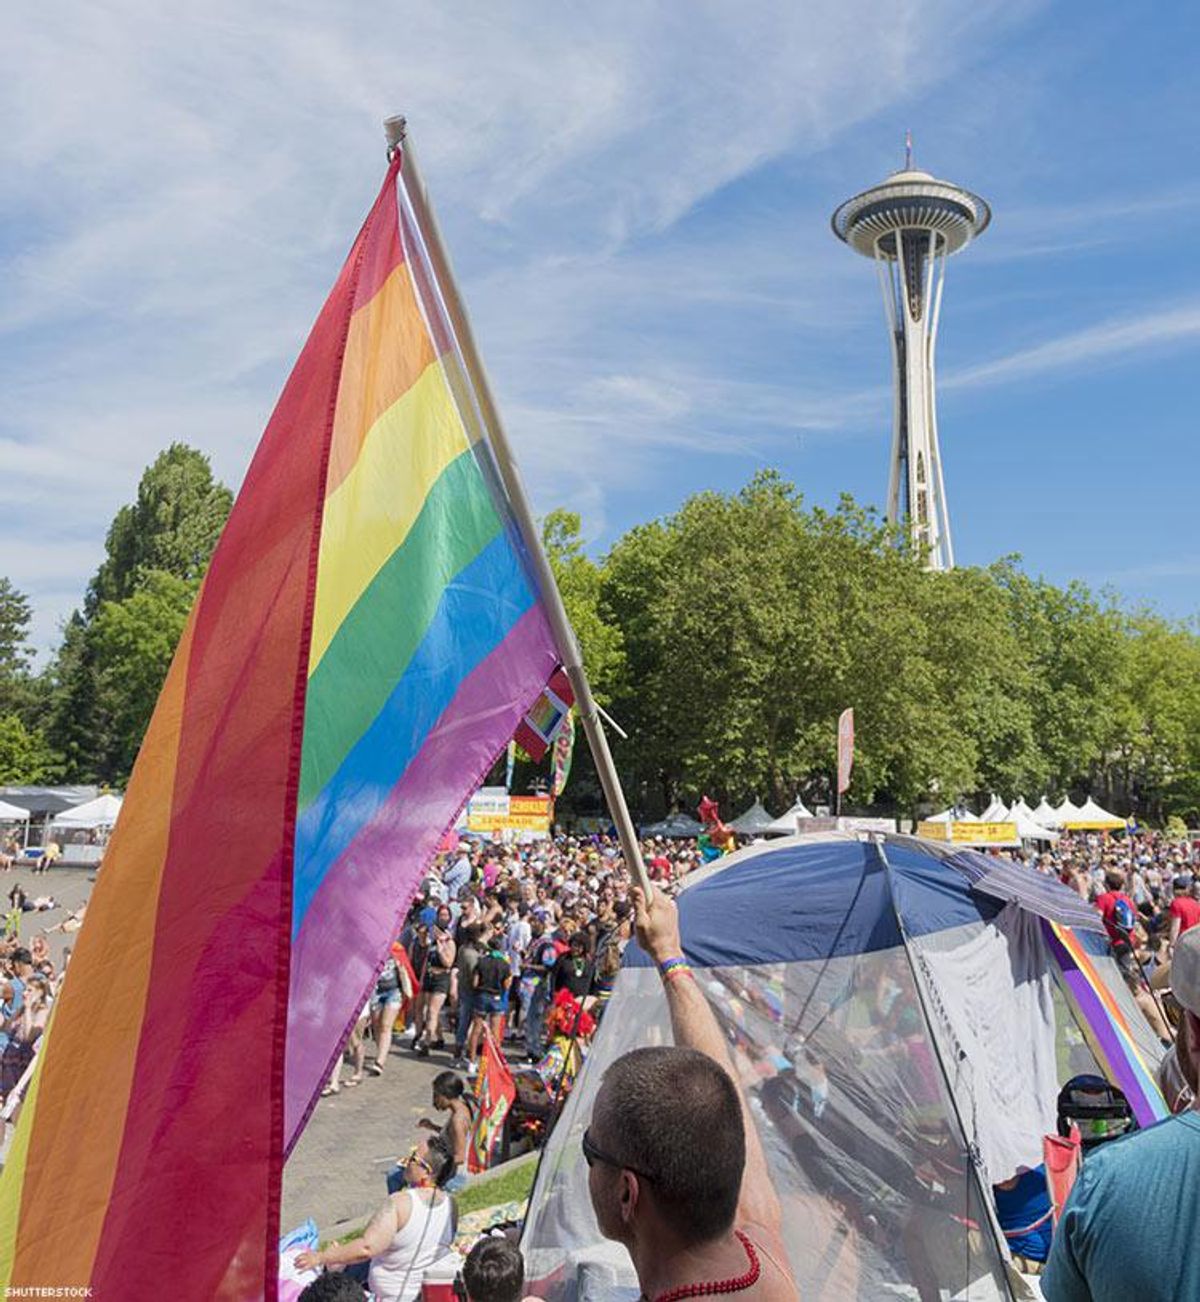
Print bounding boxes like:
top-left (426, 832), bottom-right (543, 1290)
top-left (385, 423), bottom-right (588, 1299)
top-left (1009, 797), bottom-right (1035, 819)
top-left (1010, 810), bottom-right (1060, 843)
top-left (926, 805), bottom-right (979, 823)
top-left (640, 813), bottom-right (703, 838)
top-left (523, 833), bottom-right (1167, 1301)
top-left (0, 800), bottom-right (30, 821)
top-left (51, 793), bottom-right (123, 828)
top-left (762, 798), bottom-right (813, 835)
top-left (948, 849), bottom-right (1097, 931)
top-left (981, 796), bottom-right (1010, 821)
top-left (0, 786), bottom-right (98, 818)
top-left (728, 799), bottom-right (776, 835)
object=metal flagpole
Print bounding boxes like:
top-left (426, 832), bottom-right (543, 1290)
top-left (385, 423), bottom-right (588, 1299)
top-left (383, 116), bottom-right (652, 899)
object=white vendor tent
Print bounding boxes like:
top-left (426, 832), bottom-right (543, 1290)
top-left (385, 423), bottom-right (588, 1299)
top-left (728, 799), bottom-right (777, 836)
top-left (1010, 797), bottom-right (1036, 820)
top-left (1054, 797), bottom-right (1083, 826)
top-left (1032, 797), bottom-right (1060, 827)
top-left (1063, 798), bottom-right (1126, 831)
top-left (0, 799), bottom-right (30, 822)
top-left (1011, 810), bottom-right (1060, 843)
top-left (981, 796), bottom-right (1011, 821)
top-left (52, 792), bottom-right (123, 829)
top-left (927, 805), bottom-right (980, 824)
top-left (763, 798), bottom-right (814, 835)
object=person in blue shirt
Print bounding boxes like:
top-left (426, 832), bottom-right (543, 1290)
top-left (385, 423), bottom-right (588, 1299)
top-left (993, 1166), bottom-right (1053, 1272)
top-left (1043, 926), bottom-right (1200, 1301)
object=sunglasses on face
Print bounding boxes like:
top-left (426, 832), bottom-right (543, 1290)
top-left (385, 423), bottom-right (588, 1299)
top-left (581, 1127), bottom-right (654, 1182)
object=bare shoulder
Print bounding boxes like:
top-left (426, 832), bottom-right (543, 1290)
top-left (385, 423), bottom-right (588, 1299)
top-left (741, 1221), bottom-right (799, 1301)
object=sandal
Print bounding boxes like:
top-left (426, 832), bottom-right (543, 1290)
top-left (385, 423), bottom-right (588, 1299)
top-left (345, 1076), bottom-right (363, 1087)
top-left (320, 1086), bottom-right (339, 1097)
top-left (366, 1061), bottom-right (384, 1076)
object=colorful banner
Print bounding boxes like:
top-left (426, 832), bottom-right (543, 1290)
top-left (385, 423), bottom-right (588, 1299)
top-left (837, 708), bottom-right (854, 794)
top-left (469, 1031), bottom-right (516, 1173)
top-left (551, 709), bottom-right (576, 797)
top-left (466, 792), bottom-right (553, 833)
top-left (514, 667), bottom-right (574, 761)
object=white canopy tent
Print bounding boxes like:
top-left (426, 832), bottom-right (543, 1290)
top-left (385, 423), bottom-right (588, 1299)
top-left (1054, 797), bottom-right (1083, 826)
top-left (52, 792), bottom-right (123, 829)
top-left (1011, 810), bottom-right (1060, 842)
top-left (763, 799), bottom-right (814, 835)
top-left (1032, 797), bottom-right (1060, 827)
top-left (980, 796), bottom-right (1010, 822)
top-left (1063, 797), bottom-right (1126, 831)
top-left (926, 806), bottom-right (980, 824)
top-left (1010, 797), bottom-right (1036, 820)
top-left (0, 799), bottom-right (30, 822)
top-left (728, 799), bottom-right (777, 836)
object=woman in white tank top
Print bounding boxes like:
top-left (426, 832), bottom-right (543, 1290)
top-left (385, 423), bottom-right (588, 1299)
top-left (295, 1138), bottom-right (458, 1301)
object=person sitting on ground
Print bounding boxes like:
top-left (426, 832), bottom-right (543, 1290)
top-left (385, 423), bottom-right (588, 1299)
top-left (1042, 926), bottom-right (1200, 1301)
top-left (295, 1136), bottom-right (458, 1302)
top-left (582, 886), bottom-right (797, 1300)
top-left (459, 1236), bottom-right (532, 1302)
top-left (388, 1071), bottom-right (473, 1194)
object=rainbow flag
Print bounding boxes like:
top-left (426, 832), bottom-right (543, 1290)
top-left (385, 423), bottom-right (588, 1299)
top-left (0, 157), bottom-right (560, 1298)
top-left (1043, 921), bottom-right (1168, 1129)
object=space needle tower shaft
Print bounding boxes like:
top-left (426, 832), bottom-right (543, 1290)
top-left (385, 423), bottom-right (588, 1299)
top-left (832, 142), bottom-right (990, 570)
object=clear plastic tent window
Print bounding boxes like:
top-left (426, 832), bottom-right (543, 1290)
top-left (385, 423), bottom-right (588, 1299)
top-left (520, 834), bottom-right (1165, 1302)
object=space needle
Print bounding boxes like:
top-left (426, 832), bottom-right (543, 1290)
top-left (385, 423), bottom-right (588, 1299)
top-left (832, 140), bottom-right (990, 570)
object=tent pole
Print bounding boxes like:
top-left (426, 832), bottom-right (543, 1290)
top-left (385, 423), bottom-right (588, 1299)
top-left (873, 837), bottom-right (1020, 1300)
top-left (385, 117), bottom-right (651, 898)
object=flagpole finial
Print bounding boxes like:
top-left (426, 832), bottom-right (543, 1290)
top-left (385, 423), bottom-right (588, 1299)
top-left (904, 129), bottom-right (914, 170)
top-left (383, 115), bottom-right (407, 158)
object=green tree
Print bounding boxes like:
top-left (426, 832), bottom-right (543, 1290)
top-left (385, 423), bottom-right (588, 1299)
top-left (45, 444), bottom-right (231, 782)
top-left (0, 714), bottom-right (57, 784)
top-left (86, 443), bottom-right (233, 613)
top-left (89, 572), bottom-right (197, 782)
top-left (542, 509), bottom-right (624, 702)
top-left (0, 578), bottom-right (39, 723)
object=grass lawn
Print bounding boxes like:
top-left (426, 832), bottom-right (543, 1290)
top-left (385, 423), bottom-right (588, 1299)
top-left (331, 1157), bottom-right (537, 1245)
top-left (455, 1158), bottom-right (537, 1216)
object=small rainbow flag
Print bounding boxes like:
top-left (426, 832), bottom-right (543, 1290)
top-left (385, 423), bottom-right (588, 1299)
top-left (1043, 921), bottom-right (1168, 1129)
top-left (0, 156), bottom-right (561, 1297)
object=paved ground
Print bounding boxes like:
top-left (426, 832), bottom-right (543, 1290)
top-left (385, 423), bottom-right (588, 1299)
top-left (282, 1033), bottom-right (455, 1237)
top-left (3, 862), bottom-right (93, 972)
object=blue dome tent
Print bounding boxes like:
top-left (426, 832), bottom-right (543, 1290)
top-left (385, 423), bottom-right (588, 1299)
top-left (520, 832), bottom-right (1168, 1301)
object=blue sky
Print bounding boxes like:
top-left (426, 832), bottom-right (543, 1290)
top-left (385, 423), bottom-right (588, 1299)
top-left (3, 2), bottom-right (1198, 658)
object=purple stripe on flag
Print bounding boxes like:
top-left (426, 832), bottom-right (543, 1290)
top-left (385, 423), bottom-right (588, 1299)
top-left (1043, 923), bottom-right (1161, 1128)
top-left (283, 603), bottom-right (557, 1145)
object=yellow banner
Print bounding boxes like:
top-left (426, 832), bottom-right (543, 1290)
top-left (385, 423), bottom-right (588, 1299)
top-left (465, 793), bottom-right (552, 833)
top-left (917, 820), bottom-right (1019, 845)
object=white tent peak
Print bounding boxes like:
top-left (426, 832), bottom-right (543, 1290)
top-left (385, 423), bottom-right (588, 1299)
top-left (764, 799), bottom-right (814, 835)
top-left (53, 792), bottom-right (123, 828)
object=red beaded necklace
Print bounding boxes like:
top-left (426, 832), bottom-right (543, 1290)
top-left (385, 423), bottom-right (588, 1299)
top-left (646, 1230), bottom-right (761, 1302)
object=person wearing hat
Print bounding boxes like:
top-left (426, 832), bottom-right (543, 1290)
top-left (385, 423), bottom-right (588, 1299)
top-left (1043, 926), bottom-right (1200, 1301)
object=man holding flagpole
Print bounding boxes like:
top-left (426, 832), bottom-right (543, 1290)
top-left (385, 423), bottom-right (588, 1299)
top-left (582, 887), bottom-right (797, 1301)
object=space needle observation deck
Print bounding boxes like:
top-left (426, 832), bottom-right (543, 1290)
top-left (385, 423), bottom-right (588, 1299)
top-left (832, 147), bottom-right (990, 570)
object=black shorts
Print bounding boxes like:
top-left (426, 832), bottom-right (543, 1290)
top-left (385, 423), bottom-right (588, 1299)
top-left (422, 970), bottom-right (451, 995)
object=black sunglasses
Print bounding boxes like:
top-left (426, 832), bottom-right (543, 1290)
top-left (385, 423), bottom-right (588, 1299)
top-left (581, 1127), bottom-right (654, 1182)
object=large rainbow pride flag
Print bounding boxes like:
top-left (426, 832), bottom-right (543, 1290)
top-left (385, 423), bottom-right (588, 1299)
top-left (0, 155), bottom-right (561, 1297)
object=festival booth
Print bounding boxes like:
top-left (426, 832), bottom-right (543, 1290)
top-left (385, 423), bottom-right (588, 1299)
top-left (1054, 797), bottom-right (1083, 827)
top-left (728, 799), bottom-right (777, 836)
top-left (521, 832), bottom-right (1167, 1301)
top-left (48, 792), bottom-right (124, 866)
top-left (640, 813), bottom-right (703, 839)
top-left (1032, 797), bottom-right (1060, 828)
top-left (1062, 798), bottom-right (1126, 832)
top-left (762, 798), bottom-right (814, 836)
top-left (0, 799), bottom-right (31, 846)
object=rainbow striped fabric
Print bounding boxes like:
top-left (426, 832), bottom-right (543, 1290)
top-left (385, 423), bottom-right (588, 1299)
top-left (1044, 921), bottom-right (1169, 1128)
top-left (0, 157), bottom-right (559, 1298)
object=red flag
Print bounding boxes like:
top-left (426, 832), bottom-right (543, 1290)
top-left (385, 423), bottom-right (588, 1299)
top-left (837, 708), bottom-right (855, 795)
top-left (514, 667), bottom-right (574, 762)
top-left (468, 1030), bottom-right (516, 1173)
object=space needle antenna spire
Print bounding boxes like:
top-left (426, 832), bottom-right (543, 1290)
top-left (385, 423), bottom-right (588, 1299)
top-left (831, 150), bottom-right (990, 570)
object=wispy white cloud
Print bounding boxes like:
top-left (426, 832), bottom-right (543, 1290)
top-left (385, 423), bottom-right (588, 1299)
top-left (944, 301), bottom-right (1200, 390)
